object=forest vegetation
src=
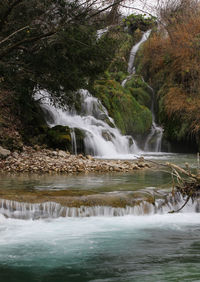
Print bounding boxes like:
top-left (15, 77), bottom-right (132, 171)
top-left (0, 0), bottom-right (155, 151)
top-left (137, 0), bottom-right (200, 151)
top-left (0, 0), bottom-right (200, 153)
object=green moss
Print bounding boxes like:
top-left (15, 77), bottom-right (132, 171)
top-left (125, 76), bottom-right (152, 108)
top-left (108, 32), bottom-right (136, 75)
top-left (45, 125), bottom-right (72, 151)
top-left (93, 77), bottom-right (152, 136)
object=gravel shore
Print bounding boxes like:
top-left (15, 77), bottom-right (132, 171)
top-left (0, 146), bottom-right (151, 174)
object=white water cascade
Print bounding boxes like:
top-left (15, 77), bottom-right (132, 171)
top-left (121, 29), bottom-right (163, 152)
top-left (0, 194), bottom-right (199, 219)
top-left (122, 30), bottom-right (151, 87)
top-left (144, 84), bottom-right (163, 152)
top-left (35, 89), bottom-right (140, 158)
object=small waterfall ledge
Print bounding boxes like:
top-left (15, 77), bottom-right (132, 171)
top-left (0, 194), bottom-right (199, 219)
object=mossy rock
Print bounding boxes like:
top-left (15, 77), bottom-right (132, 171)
top-left (125, 76), bottom-right (152, 108)
top-left (93, 78), bottom-right (152, 137)
top-left (46, 125), bottom-right (72, 151)
top-left (44, 126), bottom-right (86, 154)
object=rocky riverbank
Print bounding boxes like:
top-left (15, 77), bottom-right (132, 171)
top-left (0, 146), bottom-right (152, 174)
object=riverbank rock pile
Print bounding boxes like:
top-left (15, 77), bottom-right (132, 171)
top-left (0, 146), bottom-right (151, 174)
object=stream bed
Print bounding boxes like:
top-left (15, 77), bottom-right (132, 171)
top-left (0, 153), bottom-right (200, 281)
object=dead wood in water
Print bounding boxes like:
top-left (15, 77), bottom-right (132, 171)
top-left (166, 161), bottom-right (200, 213)
top-left (144, 156), bottom-right (200, 213)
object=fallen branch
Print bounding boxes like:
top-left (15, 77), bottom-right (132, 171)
top-left (166, 162), bottom-right (200, 182)
top-left (144, 158), bottom-right (200, 213)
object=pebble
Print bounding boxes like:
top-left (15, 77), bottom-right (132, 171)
top-left (0, 146), bottom-right (152, 174)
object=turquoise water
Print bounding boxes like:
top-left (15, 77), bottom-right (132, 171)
top-left (0, 153), bottom-right (199, 282)
top-left (0, 214), bottom-right (200, 282)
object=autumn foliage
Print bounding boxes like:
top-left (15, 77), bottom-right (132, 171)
top-left (140, 0), bottom-right (200, 144)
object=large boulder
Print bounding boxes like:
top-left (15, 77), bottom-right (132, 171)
top-left (0, 146), bottom-right (11, 159)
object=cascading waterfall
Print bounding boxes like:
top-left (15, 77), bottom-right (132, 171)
top-left (0, 194), bottom-right (199, 219)
top-left (35, 89), bottom-right (139, 158)
top-left (122, 29), bottom-right (163, 152)
top-left (35, 29), bottom-right (164, 156)
top-left (128, 30), bottom-right (152, 75)
top-left (122, 29), bottom-right (152, 87)
top-left (144, 84), bottom-right (163, 152)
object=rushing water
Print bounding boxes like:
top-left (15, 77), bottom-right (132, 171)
top-left (36, 89), bottom-right (139, 158)
top-left (0, 214), bottom-right (200, 282)
top-left (2, 31), bottom-right (200, 281)
top-left (121, 30), bottom-right (151, 86)
top-left (0, 153), bottom-right (200, 281)
top-left (35, 30), bottom-right (164, 157)
top-left (121, 30), bottom-right (163, 152)
top-left (143, 82), bottom-right (163, 152)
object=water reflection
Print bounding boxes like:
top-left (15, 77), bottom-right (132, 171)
top-left (0, 170), bottom-right (171, 192)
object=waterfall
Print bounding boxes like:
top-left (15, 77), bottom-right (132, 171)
top-left (128, 30), bottom-right (152, 75)
top-left (122, 29), bottom-right (152, 88)
top-left (0, 194), bottom-right (199, 219)
top-left (143, 84), bottom-right (163, 152)
top-left (121, 30), bottom-right (163, 152)
top-left (35, 89), bottom-right (140, 158)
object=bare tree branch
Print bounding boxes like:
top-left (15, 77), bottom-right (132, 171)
top-left (0, 25), bottom-right (29, 46)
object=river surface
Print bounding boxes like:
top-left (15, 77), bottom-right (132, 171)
top-left (0, 153), bottom-right (200, 282)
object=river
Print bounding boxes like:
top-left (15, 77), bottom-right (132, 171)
top-left (0, 153), bottom-right (200, 281)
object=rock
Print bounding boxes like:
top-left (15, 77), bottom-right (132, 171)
top-left (0, 146), bottom-right (11, 159)
top-left (102, 130), bottom-right (112, 141)
top-left (86, 155), bottom-right (94, 161)
top-left (33, 145), bottom-right (40, 151)
top-left (45, 125), bottom-right (72, 151)
top-left (137, 157), bottom-right (146, 168)
top-left (58, 150), bottom-right (68, 158)
top-left (12, 152), bottom-right (19, 158)
top-left (51, 151), bottom-right (58, 157)
top-left (78, 154), bottom-right (84, 159)
top-left (0, 145), bottom-right (149, 174)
